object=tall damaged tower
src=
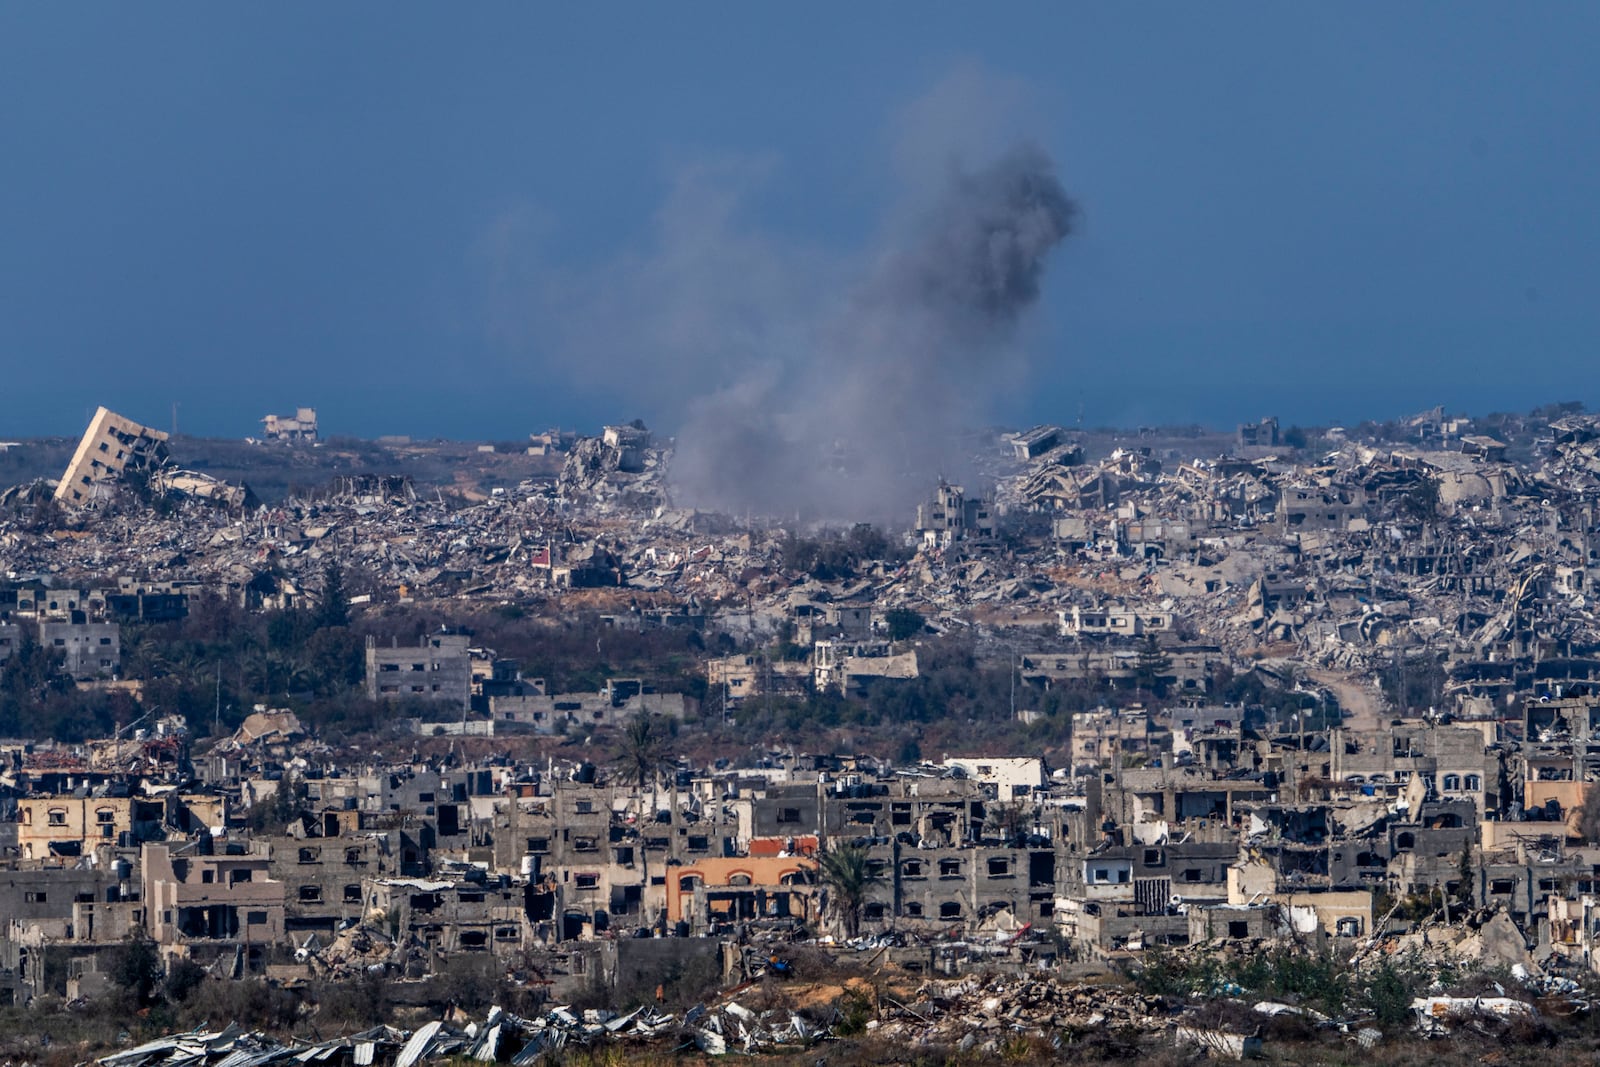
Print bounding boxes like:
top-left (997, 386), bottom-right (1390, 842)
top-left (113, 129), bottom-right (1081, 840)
top-left (55, 406), bottom-right (170, 506)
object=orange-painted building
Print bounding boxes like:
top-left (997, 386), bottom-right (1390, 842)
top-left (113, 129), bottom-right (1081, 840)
top-left (748, 835), bottom-right (818, 858)
top-left (666, 855), bottom-right (816, 927)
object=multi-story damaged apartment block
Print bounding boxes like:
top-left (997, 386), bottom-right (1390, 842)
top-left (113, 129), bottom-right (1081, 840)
top-left (915, 481), bottom-right (995, 548)
top-left (54, 406), bottom-right (169, 506)
top-left (49, 405), bottom-right (251, 512)
top-left (143, 841), bottom-right (285, 945)
top-left (365, 632), bottom-right (473, 711)
top-left (260, 407), bottom-right (318, 443)
top-left (0, 616), bottom-right (120, 679)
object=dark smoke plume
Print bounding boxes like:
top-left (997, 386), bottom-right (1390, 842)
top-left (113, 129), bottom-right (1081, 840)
top-left (668, 143), bottom-right (1076, 519)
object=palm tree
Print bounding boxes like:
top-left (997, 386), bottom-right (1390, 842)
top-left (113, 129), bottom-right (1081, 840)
top-left (611, 712), bottom-right (673, 929)
top-left (815, 844), bottom-right (885, 939)
top-left (613, 711), bottom-right (669, 791)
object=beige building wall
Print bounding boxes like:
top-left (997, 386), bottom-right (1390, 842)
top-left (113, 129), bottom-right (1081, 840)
top-left (55, 407), bottom-right (168, 505)
top-left (142, 843), bottom-right (285, 946)
top-left (17, 796), bottom-right (144, 860)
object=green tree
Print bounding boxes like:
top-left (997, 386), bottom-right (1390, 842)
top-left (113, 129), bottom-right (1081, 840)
top-left (0, 632), bottom-right (72, 735)
top-left (111, 932), bottom-right (164, 1006)
top-left (884, 608), bottom-right (926, 643)
top-left (166, 957), bottom-right (208, 1003)
top-left (1133, 634), bottom-right (1171, 698)
top-left (986, 801), bottom-right (1032, 847)
top-left (613, 711), bottom-right (670, 791)
top-left (318, 561), bottom-right (349, 629)
top-left (612, 712), bottom-right (674, 929)
top-left (816, 844), bottom-right (884, 939)
top-left (245, 774), bottom-right (307, 834)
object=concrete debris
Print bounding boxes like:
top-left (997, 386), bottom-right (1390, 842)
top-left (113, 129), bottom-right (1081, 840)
top-left (151, 468), bottom-right (255, 509)
top-left (558, 424), bottom-right (666, 510)
top-left (225, 708), bottom-right (307, 750)
top-left (96, 999), bottom-right (823, 1067)
top-left (53, 406), bottom-right (254, 512)
top-left (260, 408), bottom-right (318, 444)
top-left (1410, 995), bottom-right (1537, 1035)
top-left (1175, 1025), bottom-right (1263, 1059)
top-left (14, 409), bottom-right (1600, 1044)
top-left (873, 972), bottom-right (1172, 1048)
top-left (9, 403), bottom-right (1600, 712)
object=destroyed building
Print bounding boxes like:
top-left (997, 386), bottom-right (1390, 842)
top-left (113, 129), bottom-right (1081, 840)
top-left (260, 407), bottom-right (318, 443)
top-left (914, 481), bottom-right (995, 547)
top-left (54, 406), bottom-right (169, 506)
top-left (365, 632), bottom-right (472, 711)
top-left (1010, 424), bottom-right (1064, 460)
top-left (1236, 416), bottom-right (1280, 450)
top-left (0, 615), bottom-right (120, 678)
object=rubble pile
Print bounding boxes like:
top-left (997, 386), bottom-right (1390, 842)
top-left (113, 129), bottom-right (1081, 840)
top-left (297, 922), bottom-right (414, 980)
top-left (16, 404), bottom-right (1600, 714)
top-left (557, 425), bottom-right (667, 511)
top-left (99, 1026), bottom-right (325, 1067)
top-left (1410, 994), bottom-right (1538, 1036)
top-left (680, 998), bottom-right (826, 1055)
top-left (877, 973), bottom-right (1172, 1049)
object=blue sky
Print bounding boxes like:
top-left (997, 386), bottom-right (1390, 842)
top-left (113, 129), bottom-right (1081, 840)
top-left (3, 4), bottom-right (1598, 439)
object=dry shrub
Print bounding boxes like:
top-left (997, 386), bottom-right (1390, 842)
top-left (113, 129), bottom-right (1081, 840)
top-left (1257, 1010), bottom-right (1318, 1042)
top-left (1180, 998), bottom-right (1263, 1033)
top-left (1058, 1024), bottom-right (1146, 1063)
top-left (1503, 1011), bottom-right (1559, 1047)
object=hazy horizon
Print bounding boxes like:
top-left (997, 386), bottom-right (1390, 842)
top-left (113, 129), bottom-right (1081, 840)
top-left (4, 5), bottom-right (1597, 441)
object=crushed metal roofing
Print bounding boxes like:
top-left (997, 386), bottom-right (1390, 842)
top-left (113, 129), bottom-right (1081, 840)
top-left (97, 999), bottom-right (828, 1066)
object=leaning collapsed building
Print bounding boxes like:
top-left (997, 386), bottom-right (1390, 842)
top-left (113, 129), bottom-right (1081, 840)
top-left (52, 406), bottom-right (253, 511)
top-left (54, 406), bottom-right (169, 506)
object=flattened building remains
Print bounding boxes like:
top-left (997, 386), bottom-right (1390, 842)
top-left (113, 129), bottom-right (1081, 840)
top-left (7, 406), bottom-right (1600, 1009)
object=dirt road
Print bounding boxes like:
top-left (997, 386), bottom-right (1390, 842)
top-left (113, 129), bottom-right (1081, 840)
top-left (1307, 669), bottom-right (1386, 732)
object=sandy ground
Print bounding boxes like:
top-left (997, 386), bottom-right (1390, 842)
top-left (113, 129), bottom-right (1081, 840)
top-left (1307, 668), bottom-right (1386, 732)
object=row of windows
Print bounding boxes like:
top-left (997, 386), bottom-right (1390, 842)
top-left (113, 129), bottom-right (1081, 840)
top-left (298, 847), bottom-right (369, 864)
top-left (1348, 771), bottom-right (1483, 791)
top-left (295, 885), bottom-right (363, 903)
top-left (567, 834), bottom-right (715, 853)
top-left (674, 871), bottom-right (806, 890)
top-left (27, 808), bottom-right (120, 827)
top-left (863, 901), bottom-right (965, 920)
